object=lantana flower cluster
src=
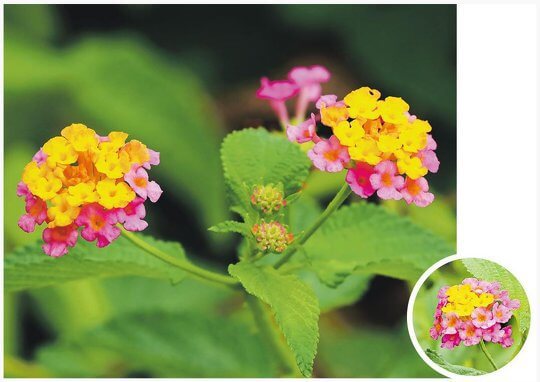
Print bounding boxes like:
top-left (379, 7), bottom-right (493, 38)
top-left (430, 278), bottom-right (520, 349)
top-left (256, 65), bottom-right (439, 207)
top-left (18, 123), bottom-right (162, 257)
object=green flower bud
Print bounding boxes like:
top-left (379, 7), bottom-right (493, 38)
top-left (251, 220), bottom-right (293, 253)
top-left (250, 183), bottom-right (286, 214)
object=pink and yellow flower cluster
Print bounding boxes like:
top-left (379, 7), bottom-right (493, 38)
top-left (430, 278), bottom-right (520, 349)
top-left (256, 66), bottom-right (439, 207)
top-left (18, 123), bottom-right (162, 257)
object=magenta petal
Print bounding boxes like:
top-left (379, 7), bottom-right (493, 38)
top-left (32, 148), bottom-right (47, 165)
top-left (316, 94), bottom-right (338, 109)
top-left (18, 214), bottom-right (37, 233)
top-left (346, 163), bottom-right (375, 198)
top-left (43, 242), bottom-right (68, 257)
top-left (377, 187), bottom-right (403, 200)
top-left (288, 65), bottom-right (330, 86)
top-left (415, 192), bottom-right (434, 207)
top-left (81, 226), bottom-right (97, 242)
top-left (256, 77), bottom-right (299, 101)
top-left (17, 182), bottom-right (30, 198)
top-left (147, 181), bottom-right (163, 203)
top-left (96, 225), bottom-right (121, 248)
top-left (124, 216), bottom-right (148, 231)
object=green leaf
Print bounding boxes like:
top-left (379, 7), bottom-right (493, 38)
top-left (229, 261), bottom-right (319, 377)
top-left (383, 196), bottom-right (456, 245)
top-left (208, 220), bottom-right (249, 235)
top-left (425, 348), bottom-right (486, 376)
top-left (288, 194), bottom-right (322, 234)
top-left (28, 275), bottom-right (236, 342)
top-left (221, 128), bottom-right (310, 208)
top-left (5, 235), bottom-right (185, 292)
top-left (304, 203), bottom-right (454, 283)
top-left (312, 260), bottom-right (358, 288)
top-left (38, 312), bottom-right (277, 377)
top-left (284, 191), bottom-right (302, 205)
top-left (287, 196), bottom-right (372, 310)
top-left (462, 258), bottom-right (530, 333)
top-left (300, 271), bottom-right (371, 313)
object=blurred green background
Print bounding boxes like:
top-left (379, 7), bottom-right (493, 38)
top-left (4, 4), bottom-right (456, 377)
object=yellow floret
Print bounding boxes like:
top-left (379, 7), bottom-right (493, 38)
top-left (477, 293), bottom-right (495, 307)
top-left (344, 87), bottom-right (381, 120)
top-left (395, 152), bottom-right (428, 179)
top-left (96, 179), bottom-right (135, 209)
top-left (30, 174), bottom-right (63, 201)
top-left (320, 105), bottom-right (349, 128)
top-left (348, 138), bottom-right (382, 165)
top-left (95, 151), bottom-right (131, 179)
top-left (407, 119), bottom-right (432, 133)
top-left (61, 123), bottom-right (99, 152)
top-left (334, 119), bottom-right (365, 147)
top-left (377, 134), bottom-right (402, 154)
top-left (399, 128), bottom-right (427, 153)
top-left (22, 161), bottom-right (49, 187)
top-left (47, 193), bottom-right (81, 227)
top-left (67, 182), bottom-right (99, 207)
top-left (377, 96), bottom-right (409, 125)
top-left (42, 136), bottom-right (78, 167)
top-left (121, 140), bottom-right (150, 165)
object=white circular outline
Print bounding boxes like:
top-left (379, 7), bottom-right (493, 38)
top-left (406, 254), bottom-right (510, 379)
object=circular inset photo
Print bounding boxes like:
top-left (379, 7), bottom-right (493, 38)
top-left (408, 257), bottom-right (530, 377)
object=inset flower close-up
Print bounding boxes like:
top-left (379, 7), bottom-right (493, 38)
top-left (430, 278), bottom-right (519, 350)
top-left (412, 258), bottom-right (530, 376)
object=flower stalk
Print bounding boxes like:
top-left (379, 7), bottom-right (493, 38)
top-left (274, 182), bottom-right (351, 269)
top-left (480, 339), bottom-right (498, 371)
top-left (120, 229), bottom-right (239, 288)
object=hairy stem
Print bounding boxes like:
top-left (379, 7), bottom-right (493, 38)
top-left (245, 294), bottom-right (300, 376)
top-left (274, 182), bottom-right (351, 268)
top-left (121, 229), bottom-right (239, 288)
top-left (480, 339), bottom-right (498, 371)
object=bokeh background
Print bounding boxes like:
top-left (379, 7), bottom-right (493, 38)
top-left (4, 4), bottom-right (456, 377)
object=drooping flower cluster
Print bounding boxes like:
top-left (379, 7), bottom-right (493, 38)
top-left (256, 65), bottom-right (330, 128)
top-left (430, 278), bottom-right (520, 349)
top-left (256, 66), bottom-right (439, 207)
top-left (18, 123), bottom-right (162, 257)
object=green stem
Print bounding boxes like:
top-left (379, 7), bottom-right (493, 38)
top-left (274, 183), bottom-right (351, 269)
top-left (245, 294), bottom-right (300, 376)
top-left (480, 339), bottom-right (498, 371)
top-left (121, 229), bottom-right (239, 288)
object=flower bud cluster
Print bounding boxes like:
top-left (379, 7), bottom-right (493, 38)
top-left (250, 183), bottom-right (286, 214)
top-left (251, 220), bottom-right (293, 254)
